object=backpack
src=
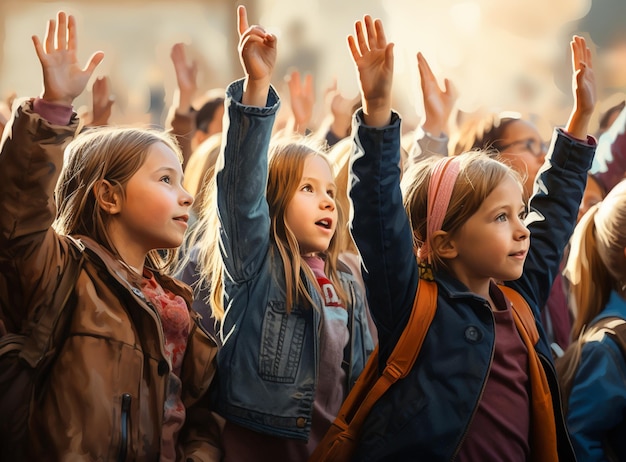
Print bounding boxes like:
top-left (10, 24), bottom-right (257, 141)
top-left (309, 282), bottom-right (537, 462)
top-left (0, 238), bottom-right (85, 460)
top-left (555, 316), bottom-right (626, 415)
top-left (308, 279), bottom-right (438, 462)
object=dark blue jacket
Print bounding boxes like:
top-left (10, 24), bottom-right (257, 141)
top-left (567, 291), bottom-right (626, 462)
top-left (349, 110), bottom-right (595, 461)
top-left (212, 80), bottom-right (374, 440)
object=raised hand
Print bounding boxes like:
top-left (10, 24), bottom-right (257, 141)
top-left (31, 11), bottom-right (104, 106)
top-left (347, 15), bottom-right (393, 127)
top-left (170, 42), bottom-right (198, 113)
top-left (89, 76), bottom-right (114, 126)
top-left (417, 52), bottom-right (457, 136)
top-left (286, 69), bottom-right (315, 134)
top-left (566, 35), bottom-right (596, 139)
top-left (237, 5), bottom-right (277, 106)
top-left (323, 78), bottom-right (360, 140)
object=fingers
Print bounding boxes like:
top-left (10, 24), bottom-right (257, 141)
top-left (355, 20), bottom-right (368, 55)
top-left (171, 43), bottom-right (185, 64)
top-left (303, 73), bottom-right (314, 94)
top-left (31, 35), bottom-right (45, 63)
top-left (56, 11), bottom-right (67, 50)
top-left (67, 14), bottom-right (77, 52)
top-left (348, 15), bottom-right (387, 59)
top-left (287, 69), bottom-right (301, 92)
top-left (417, 52), bottom-right (435, 85)
top-left (373, 18), bottom-right (387, 49)
top-left (237, 5), bottom-right (249, 37)
top-left (83, 51), bottom-right (105, 75)
top-left (44, 18), bottom-right (55, 53)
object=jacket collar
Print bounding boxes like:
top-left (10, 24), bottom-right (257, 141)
top-left (72, 235), bottom-right (194, 306)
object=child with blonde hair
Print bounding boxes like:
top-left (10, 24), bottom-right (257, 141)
top-left (346, 15), bottom-right (596, 461)
top-left (186, 6), bottom-right (373, 461)
top-left (0, 12), bottom-right (219, 461)
top-left (559, 179), bottom-right (626, 461)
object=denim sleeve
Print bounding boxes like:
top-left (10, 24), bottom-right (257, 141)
top-left (509, 129), bottom-right (595, 313)
top-left (567, 338), bottom-right (626, 462)
top-left (349, 110), bottom-right (419, 356)
top-left (215, 79), bottom-right (280, 283)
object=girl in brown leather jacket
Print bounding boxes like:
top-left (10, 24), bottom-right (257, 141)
top-left (0, 11), bottom-right (220, 461)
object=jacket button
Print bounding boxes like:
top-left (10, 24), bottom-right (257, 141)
top-left (158, 360), bottom-right (169, 376)
top-left (464, 326), bottom-right (482, 343)
top-left (296, 417), bottom-right (306, 428)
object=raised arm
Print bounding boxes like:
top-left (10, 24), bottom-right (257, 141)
top-left (409, 52), bottom-right (457, 162)
top-left (418, 52), bottom-right (457, 139)
top-left (509, 35), bottom-right (596, 320)
top-left (348, 16), bottom-right (417, 355)
top-left (0, 11), bottom-right (102, 331)
top-left (87, 76), bottom-right (114, 127)
top-left (566, 35), bottom-right (596, 140)
top-left (285, 69), bottom-right (315, 135)
top-left (238, 5), bottom-right (276, 107)
top-left (347, 15), bottom-right (393, 128)
top-left (215, 6), bottom-right (279, 283)
top-left (32, 12), bottom-right (103, 106)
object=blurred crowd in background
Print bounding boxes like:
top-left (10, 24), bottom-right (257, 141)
top-left (0, 0), bottom-right (625, 138)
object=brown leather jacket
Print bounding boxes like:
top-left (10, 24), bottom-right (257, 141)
top-left (0, 100), bottom-right (220, 461)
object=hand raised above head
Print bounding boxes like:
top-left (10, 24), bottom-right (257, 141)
top-left (31, 11), bottom-right (104, 106)
top-left (286, 69), bottom-right (315, 134)
top-left (347, 15), bottom-right (393, 127)
top-left (237, 5), bottom-right (276, 90)
top-left (171, 43), bottom-right (198, 101)
top-left (566, 35), bottom-right (596, 140)
top-left (417, 52), bottom-right (457, 137)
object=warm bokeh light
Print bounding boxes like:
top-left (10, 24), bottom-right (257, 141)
top-left (0, 0), bottom-right (623, 137)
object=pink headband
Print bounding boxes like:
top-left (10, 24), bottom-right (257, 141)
top-left (417, 156), bottom-right (462, 264)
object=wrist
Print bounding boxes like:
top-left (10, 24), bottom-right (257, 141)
top-left (41, 92), bottom-right (73, 107)
top-left (242, 77), bottom-right (271, 107)
top-left (421, 119), bottom-right (446, 138)
top-left (363, 100), bottom-right (392, 127)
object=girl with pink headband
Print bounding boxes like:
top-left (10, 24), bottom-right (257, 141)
top-left (345, 15), bottom-right (596, 461)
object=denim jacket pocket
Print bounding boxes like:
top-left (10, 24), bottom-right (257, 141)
top-left (258, 300), bottom-right (306, 383)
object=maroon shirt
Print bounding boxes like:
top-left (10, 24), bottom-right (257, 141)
top-left (457, 284), bottom-right (531, 461)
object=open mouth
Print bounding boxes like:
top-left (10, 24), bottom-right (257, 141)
top-left (315, 219), bottom-right (332, 229)
top-left (174, 215), bottom-right (189, 224)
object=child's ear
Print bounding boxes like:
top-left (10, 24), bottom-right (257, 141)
top-left (93, 179), bottom-right (121, 214)
top-left (431, 230), bottom-right (457, 260)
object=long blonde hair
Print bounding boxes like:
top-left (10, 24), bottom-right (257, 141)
top-left (193, 138), bottom-right (347, 321)
top-left (54, 126), bottom-right (184, 271)
top-left (565, 179), bottom-right (626, 339)
top-left (402, 151), bottom-right (522, 272)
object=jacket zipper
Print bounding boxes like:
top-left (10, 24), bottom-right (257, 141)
top-left (117, 393), bottom-right (131, 462)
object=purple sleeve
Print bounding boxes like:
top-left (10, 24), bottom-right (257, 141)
top-left (32, 97), bottom-right (73, 126)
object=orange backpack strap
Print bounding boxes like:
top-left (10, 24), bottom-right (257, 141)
top-left (499, 285), bottom-right (559, 461)
top-left (309, 280), bottom-right (438, 462)
top-left (499, 285), bottom-right (539, 346)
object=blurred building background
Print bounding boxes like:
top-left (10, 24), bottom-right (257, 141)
top-left (0, 0), bottom-right (624, 136)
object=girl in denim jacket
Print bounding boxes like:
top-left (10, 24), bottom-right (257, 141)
top-left (187, 7), bottom-right (374, 461)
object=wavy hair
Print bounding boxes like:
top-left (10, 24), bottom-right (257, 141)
top-left (565, 179), bottom-right (626, 339)
top-left (192, 137), bottom-right (347, 321)
top-left (53, 126), bottom-right (184, 271)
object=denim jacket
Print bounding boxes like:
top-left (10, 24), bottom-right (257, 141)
top-left (212, 79), bottom-right (374, 440)
top-left (349, 110), bottom-right (594, 461)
